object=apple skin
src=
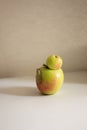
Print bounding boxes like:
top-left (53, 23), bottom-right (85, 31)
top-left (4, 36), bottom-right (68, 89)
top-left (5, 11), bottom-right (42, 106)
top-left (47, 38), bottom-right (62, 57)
top-left (36, 67), bottom-right (64, 95)
top-left (46, 54), bottom-right (63, 70)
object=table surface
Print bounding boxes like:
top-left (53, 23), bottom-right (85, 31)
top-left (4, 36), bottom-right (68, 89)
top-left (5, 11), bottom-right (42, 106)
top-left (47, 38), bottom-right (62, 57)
top-left (0, 71), bottom-right (87, 130)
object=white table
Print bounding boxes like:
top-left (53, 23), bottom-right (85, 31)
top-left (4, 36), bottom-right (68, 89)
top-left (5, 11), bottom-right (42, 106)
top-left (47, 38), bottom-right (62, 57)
top-left (0, 71), bottom-right (87, 130)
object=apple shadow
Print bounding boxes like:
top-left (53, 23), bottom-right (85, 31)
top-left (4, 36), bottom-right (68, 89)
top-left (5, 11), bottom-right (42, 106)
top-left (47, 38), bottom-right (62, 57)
top-left (0, 86), bottom-right (41, 96)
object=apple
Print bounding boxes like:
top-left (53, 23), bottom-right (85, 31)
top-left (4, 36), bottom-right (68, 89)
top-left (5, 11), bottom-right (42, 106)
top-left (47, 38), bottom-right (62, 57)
top-left (46, 54), bottom-right (63, 70)
top-left (36, 54), bottom-right (64, 95)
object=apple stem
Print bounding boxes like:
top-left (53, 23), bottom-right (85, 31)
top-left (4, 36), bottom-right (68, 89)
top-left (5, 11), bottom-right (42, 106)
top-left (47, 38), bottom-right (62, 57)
top-left (43, 64), bottom-right (49, 69)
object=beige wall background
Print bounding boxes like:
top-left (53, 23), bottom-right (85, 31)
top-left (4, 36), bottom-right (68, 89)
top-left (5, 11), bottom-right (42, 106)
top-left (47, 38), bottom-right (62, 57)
top-left (0, 0), bottom-right (87, 77)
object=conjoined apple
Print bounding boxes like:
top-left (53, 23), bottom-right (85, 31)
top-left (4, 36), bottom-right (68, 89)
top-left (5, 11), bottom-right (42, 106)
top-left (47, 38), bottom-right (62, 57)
top-left (36, 54), bottom-right (64, 95)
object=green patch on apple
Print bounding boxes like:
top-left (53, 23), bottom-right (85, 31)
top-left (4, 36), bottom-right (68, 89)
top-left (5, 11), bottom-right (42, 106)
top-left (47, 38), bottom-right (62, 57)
top-left (36, 54), bottom-right (64, 95)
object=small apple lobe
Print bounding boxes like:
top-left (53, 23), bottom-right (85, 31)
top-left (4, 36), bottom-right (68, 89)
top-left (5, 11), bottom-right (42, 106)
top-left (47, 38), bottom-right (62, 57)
top-left (46, 54), bottom-right (62, 70)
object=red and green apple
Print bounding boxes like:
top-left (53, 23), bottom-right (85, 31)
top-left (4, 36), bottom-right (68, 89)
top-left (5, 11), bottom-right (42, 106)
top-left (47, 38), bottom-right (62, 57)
top-left (36, 54), bottom-right (64, 95)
